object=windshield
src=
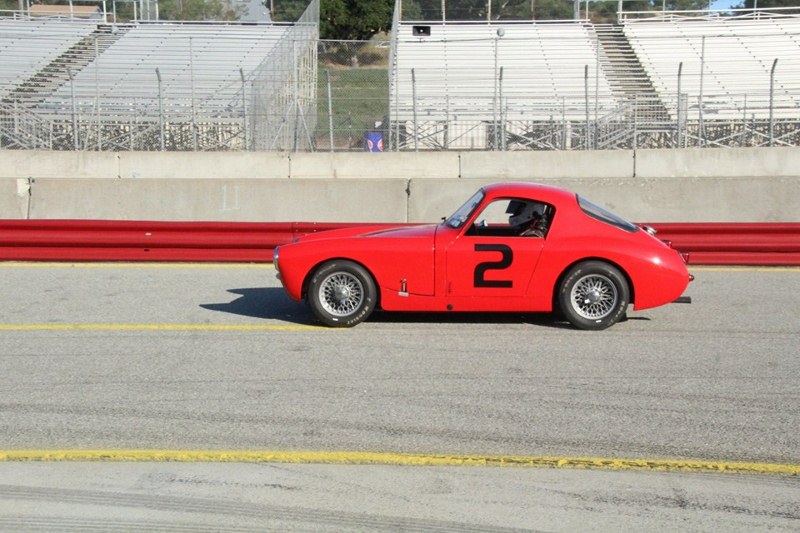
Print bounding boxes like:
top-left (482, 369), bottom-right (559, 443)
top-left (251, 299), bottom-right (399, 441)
top-left (578, 195), bottom-right (639, 233)
top-left (445, 190), bottom-right (485, 229)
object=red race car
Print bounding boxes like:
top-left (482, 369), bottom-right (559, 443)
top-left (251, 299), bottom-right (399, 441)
top-left (274, 182), bottom-right (692, 330)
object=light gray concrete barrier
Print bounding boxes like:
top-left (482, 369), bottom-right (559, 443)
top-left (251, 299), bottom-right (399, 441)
top-left (21, 178), bottom-right (409, 222)
top-left (1, 148), bottom-right (798, 222)
top-left (407, 176), bottom-right (800, 223)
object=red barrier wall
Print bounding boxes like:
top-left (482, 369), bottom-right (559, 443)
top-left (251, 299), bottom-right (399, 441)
top-left (1, 220), bottom-right (799, 266)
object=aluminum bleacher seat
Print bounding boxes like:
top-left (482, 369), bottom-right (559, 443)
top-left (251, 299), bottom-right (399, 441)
top-left (624, 15), bottom-right (800, 119)
top-left (0, 18), bottom-right (95, 99)
top-left (43, 22), bottom-right (290, 114)
top-left (392, 21), bottom-right (617, 125)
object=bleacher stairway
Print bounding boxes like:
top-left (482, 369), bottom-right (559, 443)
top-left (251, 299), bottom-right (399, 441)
top-left (592, 24), bottom-right (670, 123)
top-left (1, 24), bottom-right (130, 108)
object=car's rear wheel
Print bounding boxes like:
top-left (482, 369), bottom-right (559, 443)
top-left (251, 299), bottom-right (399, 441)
top-left (308, 260), bottom-right (377, 327)
top-left (558, 261), bottom-right (629, 330)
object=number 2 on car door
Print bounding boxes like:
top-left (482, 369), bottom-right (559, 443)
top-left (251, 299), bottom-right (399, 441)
top-left (473, 244), bottom-right (513, 288)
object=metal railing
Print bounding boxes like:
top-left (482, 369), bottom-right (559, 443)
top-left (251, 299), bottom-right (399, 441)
top-left (1, 9), bottom-right (800, 152)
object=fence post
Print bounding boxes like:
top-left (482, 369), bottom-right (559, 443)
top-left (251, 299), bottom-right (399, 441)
top-left (68, 68), bottom-right (79, 150)
top-left (326, 70), bottom-right (334, 152)
top-left (584, 64), bottom-right (590, 150)
top-left (240, 68), bottom-right (248, 151)
top-left (500, 66), bottom-right (506, 151)
top-left (493, 33), bottom-right (499, 149)
top-left (411, 68), bottom-right (418, 152)
top-left (698, 36), bottom-right (705, 147)
top-left (594, 36), bottom-right (599, 149)
top-left (769, 58), bottom-right (777, 146)
top-left (676, 61), bottom-right (683, 148)
top-left (156, 68), bottom-right (164, 151)
top-left (95, 36), bottom-right (101, 151)
top-left (190, 36), bottom-right (198, 151)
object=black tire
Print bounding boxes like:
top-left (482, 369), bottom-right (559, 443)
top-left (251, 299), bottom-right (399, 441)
top-left (558, 261), bottom-right (629, 331)
top-left (307, 260), bottom-right (377, 327)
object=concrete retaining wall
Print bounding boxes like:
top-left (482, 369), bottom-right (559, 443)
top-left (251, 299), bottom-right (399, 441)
top-left (1, 148), bottom-right (798, 222)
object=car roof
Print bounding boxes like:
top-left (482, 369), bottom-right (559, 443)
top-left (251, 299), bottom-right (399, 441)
top-left (481, 182), bottom-right (577, 205)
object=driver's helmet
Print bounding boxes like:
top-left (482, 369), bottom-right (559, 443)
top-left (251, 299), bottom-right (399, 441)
top-left (507, 201), bottom-right (540, 228)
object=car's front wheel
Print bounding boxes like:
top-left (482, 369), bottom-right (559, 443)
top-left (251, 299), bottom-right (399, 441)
top-left (308, 260), bottom-right (377, 327)
top-left (558, 261), bottom-right (629, 330)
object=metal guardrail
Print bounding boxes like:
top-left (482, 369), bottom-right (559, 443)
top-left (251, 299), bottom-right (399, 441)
top-left (1, 220), bottom-right (798, 265)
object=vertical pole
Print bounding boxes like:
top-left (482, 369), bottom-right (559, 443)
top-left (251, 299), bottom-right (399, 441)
top-left (493, 35), bottom-right (498, 149)
top-left (327, 70), bottom-right (334, 152)
top-left (584, 64), bottom-right (590, 150)
top-left (393, 49), bottom-right (399, 151)
top-left (95, 37), bottom-right (100, 151)
top-left (68, 68), bottom-right (79, 150)
top-left (676, 62), bottom-right (683, 148)
top-left (633, 94), bottom-right (638, 150)
top-left (156, 68), bottom-right (164, 151)
top-left (411, 68), bottom-right (418, 152)
top-left (444, 78), bottom-right (450, 150)
top-left (240, 68), bottom-right (247, 151)
top-left (190, 37), bottom-right (198, 151)
top-left (742, 94), bottom-right (748, 146)
top-left (499, 66), bottom-right (505, 151)
top-left (594, 36), bottom-right (599, 149)
top-left (698, 36), bottom-right (705, 147)
top-left (769, 58), bottom-right (777, 146)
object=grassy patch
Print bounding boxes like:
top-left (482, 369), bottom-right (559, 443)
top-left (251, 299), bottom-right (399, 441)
top-left (316, 66), bottom-right (389, 150)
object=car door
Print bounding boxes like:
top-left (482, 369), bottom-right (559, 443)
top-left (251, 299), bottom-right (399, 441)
top-left (443, 198), bottom-right (546, 301)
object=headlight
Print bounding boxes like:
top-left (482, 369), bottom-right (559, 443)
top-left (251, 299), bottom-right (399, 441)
top-left (272, 247), bottom-right (280, 272)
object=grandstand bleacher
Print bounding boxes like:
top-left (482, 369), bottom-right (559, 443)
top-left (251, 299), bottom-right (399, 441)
top-left (624, 14), bottom-right (800, 120)
top-left (390, 21), bottom-right (618, 149)
top-left (44, 23), bottom-right (289, 112)
top-left (0, 0), bottom-right (318, 151)
top-left (1, 4), bottom-right (799, 152)
top-left (0, 18), bottom-right (96, 99)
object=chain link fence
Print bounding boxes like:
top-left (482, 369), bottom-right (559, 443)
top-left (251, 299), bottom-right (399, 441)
top-left (2, 13), bottom-right (799, 152)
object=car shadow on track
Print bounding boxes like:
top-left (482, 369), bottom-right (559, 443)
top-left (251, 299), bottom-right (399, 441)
top-left (201, 287), bottom-right (582, 329)
top-left (200, 288), bottom-right (316, 324)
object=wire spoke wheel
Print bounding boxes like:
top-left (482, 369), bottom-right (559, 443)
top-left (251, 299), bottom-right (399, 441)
top-left (308, 260), bottom-right (377, 327)
top-left (319, 272), bottom-right (364, 317)
top-left (558, 261), bottom-right (629, 330)
top-left (570, 274), bottom-right (618, 320)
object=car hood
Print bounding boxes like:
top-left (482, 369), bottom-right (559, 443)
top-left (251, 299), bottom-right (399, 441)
top-left (295, 223), bottom-right (437, 243)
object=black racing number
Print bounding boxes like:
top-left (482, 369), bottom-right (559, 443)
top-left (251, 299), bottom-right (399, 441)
top-left (473, 244), bottom-right (513, 288)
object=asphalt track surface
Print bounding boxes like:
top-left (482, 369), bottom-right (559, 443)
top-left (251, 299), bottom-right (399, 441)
top-left (0, 262), bottom-right (798, 531)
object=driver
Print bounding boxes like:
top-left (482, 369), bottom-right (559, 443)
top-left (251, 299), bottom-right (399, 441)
top-left (507, 201), bottom-right (546, 237)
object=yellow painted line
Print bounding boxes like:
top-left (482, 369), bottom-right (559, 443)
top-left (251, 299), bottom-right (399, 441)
top-left (0, 450), bottom-right (797, 475)
top-left (0, 324), bottom-right (322, 332)
top-left (0, 262), bottom-right (273, 269)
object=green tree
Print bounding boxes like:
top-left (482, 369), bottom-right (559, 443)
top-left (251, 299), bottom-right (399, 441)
top-left (0, 0), bottom-right (20, 11)
top-left (269, 0), bottom-right (308, 22)
top-left (321, 0), bottom-right (393, 40)
top-left (272, 0), bottom-right (393, 39)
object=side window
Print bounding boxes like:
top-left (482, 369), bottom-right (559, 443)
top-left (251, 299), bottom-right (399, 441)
top-left (474, 199), bottom-right (515, 228)
top-left (468, 198), bottom-right (553, 238)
